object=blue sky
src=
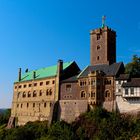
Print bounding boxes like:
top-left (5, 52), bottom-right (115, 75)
top-left (0, 0), bottom-right (140, 108)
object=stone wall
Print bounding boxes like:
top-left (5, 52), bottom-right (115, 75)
top-left (116, 95), bottom-right (140, 113)
top-left (103, 100), bottom-right (116, 112)
top-left (58, 100), bottom-right (88, 123)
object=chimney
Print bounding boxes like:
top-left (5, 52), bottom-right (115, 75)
top-left (18, 68), bottom-right (21, 81)
top-left (25, 68), bottom-right (28, 73)
top-left (55, 60), bottom-right (63, 102)
top-left (33, 71), bottom-right (36, 79)
top-left (57, 59), bottom-right (63, 78)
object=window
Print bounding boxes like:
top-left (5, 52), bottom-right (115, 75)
top-left (97, 56), bottom-right (99, 60)
top-left (104, 79), bottom-right (111, 85)
top-left (80, 81), bottom-right (87, 87)
top-left (15, 86), bottom-right (17, 89)
top-left (17, 104), bottom-right (19, 108)
top-left (91, 92), bottom-right (95, 98)
top-left (97, 34), bottom-right (100, 40)
top-left (81, 91), bottom-right (86, 98)
top-left (34, 83), bottom-right (37, 86)
top-left (33, 90), bottom-right (37, 97)
top-left (46, 81), bottom-right (50, 85)
top-left (19, 85), bottom-right (22, 88)
top-left (21, 104), bottom-right (23, 108)
top-left (118, 89), bottom-right (121, 92)
top-left (33, 103), bottom-right (35, 108)
top-left (105, 90), bottom-right (110, 98)
top-left (28, 91), bottom-right (31, 97)
top-left (97, 45), bottom-right (100, 50)
top-left (52, 80), bottom-right (55, 84)
top-left (125, 88), bottom-right (128, 95)
top-left (66, 84), bottom-right (72, 92)
top-left (17, 92), bottom-right (20, 98)
top-left (49, 89), bottom-right (52, 95)
top-left (131, 88), bottom-right (134, 95)
top-left (27, 103), bottom-right (29, 108)
top-left (40, 82), bottom-right (43, 86)
top-left (22, 92), bottom-right (26, 98)
top-left (39, 90), bottom-right (43, 96)
top-left (44, 102), bottom-right (46, 108)
top-left (91, 80), bottom-right (95, 86)
top-left (46, 89), bottom-right (49, 96)
top-left (23, 85), bottom-right (27, 88)
top-left (29, 84), bottom-right (32, 87)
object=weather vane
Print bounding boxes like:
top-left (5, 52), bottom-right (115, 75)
top-left (102, 15), bottom-right (106, 28)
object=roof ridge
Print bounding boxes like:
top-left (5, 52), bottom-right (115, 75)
top-left (77, 65), bottom-right (89, 78)
top-left (16, 61), bottom-right (74, 83)
top-left (114, 62), bottom-right (123, 75)
top-left (25, 61), bottom-right (74, 73)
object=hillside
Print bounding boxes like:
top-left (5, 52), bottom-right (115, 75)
top-left (0, 108), bottom-right (140, 140)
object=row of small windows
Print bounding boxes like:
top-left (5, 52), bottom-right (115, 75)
top-left (64, 95), bottom-right (72, 98)
top-left (80, 80), bottom-right (97, 87)
top-left (104, 79), bottom-right (112, 85)
top-left (125, 88), bottom-right (134, 95)
top-left (81, 91), bottom-right (95, 98)
top-left (15, 80), bottom-right (55, 89)
top-left (80, 90), bottom-right (111, 98)
top-left (17, 102), bottom-right (52, 108)
top-left (127, 98), bottom-right (140, 102)
top-left (80, 79), bottom-right (111, 87)
top-left (17, 89), bottom-right (53, 98)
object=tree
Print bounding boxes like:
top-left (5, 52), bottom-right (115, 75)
top-left (0, 109), bottom-right (11, 126)
top-left (125, 55), bottom-right (140, 77)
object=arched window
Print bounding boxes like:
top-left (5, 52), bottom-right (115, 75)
top-left (49, 89), bottom-right (52, 95)
top-left (28, 91), bottom-right (31, 97)
top-left (22, 92), bottom-right (26, 98)
top-left (46, 89), bottom-right (49, 96)
top-left (33, 90), bottom-right (37, 97)
top-left (97, 45), bottom-right (100, 50)
top-left (81, 91), bottom-right (86, 98)
top-left (105, 90), bottom-right (111, 98)
top-left (17, 92), bottom-right (20, 98)
top-left (91, 92), bottom-right (95, 98)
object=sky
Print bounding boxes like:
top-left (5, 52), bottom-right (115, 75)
top-left (0, 0), bottom-right (140, 108)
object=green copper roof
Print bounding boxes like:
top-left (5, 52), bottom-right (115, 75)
top-left (15, 61), bottom-right (73, 83)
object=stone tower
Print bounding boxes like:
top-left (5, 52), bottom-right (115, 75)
top-left (90, 26), bottom-right (116, 66)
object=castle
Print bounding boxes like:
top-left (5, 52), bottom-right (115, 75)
top-left (8, 21), bottom-right (140, 127)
